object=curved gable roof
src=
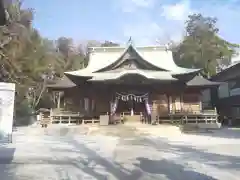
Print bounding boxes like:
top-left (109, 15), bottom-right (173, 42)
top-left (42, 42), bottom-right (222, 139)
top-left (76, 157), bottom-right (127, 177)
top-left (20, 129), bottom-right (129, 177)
top-left (65, 44), bottom-right (200, 77)
top-left (96, 44), bottom-right (168, 72)
top-left (86, 44), bottom-right (199, 73)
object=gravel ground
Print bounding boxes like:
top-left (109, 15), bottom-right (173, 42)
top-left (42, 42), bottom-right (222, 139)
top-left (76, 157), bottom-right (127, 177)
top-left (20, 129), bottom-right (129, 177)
top-left (0, 125), bottom-right (240, 180)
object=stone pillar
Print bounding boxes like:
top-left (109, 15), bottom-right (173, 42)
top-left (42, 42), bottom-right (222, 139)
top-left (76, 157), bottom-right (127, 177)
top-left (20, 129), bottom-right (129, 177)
top-left (0, 83), bottom-right (15, 143)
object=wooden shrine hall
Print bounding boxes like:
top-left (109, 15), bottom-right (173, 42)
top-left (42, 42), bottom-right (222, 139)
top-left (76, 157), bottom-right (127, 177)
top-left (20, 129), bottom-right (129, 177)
top-left (46, 42), bottom-right (220, 126)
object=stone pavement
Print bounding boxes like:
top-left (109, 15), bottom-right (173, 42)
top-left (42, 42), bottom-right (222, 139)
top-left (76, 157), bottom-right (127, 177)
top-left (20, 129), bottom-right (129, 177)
top-left (0, 125), bottom-right (239, 180)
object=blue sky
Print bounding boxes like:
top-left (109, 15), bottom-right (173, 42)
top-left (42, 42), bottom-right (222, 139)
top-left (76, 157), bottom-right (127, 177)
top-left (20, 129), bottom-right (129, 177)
top-left (23, 0), bottom-right (240, 45)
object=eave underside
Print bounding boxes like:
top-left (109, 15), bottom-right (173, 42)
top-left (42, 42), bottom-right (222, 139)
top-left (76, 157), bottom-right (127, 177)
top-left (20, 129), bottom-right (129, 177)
top-left (64, 69), bottom-right (202, 83)
top-left (49, 72), bottom-right (220, 91)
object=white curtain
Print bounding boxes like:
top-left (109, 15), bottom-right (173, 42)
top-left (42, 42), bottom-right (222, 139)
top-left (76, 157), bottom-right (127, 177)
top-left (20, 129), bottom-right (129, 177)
top-left (111, 98), bottom-right (119, 115)
top-left (144, 99), bottom-right (151, 115)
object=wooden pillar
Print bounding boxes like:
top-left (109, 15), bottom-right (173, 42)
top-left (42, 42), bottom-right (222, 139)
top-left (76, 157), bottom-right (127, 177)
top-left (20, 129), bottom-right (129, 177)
top-left (169, 95), bottom-right (173, 114)
top-left (50, 108), bottom-right (53, 123)
top-left (109, 100), bottom-right (113, 123)
top-left (57, 92), bottom-right (61, 109)
top-left (199, 94), bottom-right (203, 112)
top-left (59, 116), bottom-right (62, 124)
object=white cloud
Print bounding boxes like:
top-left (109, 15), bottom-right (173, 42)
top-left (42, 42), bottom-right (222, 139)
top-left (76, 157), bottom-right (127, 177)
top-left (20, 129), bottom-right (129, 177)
top-left (115, 0), bottom-right (188, 45)
top-left (160, 0), bottom-right (240, 43)
top-left (161, 0), bottom-right (191, 21)
top-left (115, 0), bottom-right (240, 45)
top-left (115, 0), bottom-right (156, 13)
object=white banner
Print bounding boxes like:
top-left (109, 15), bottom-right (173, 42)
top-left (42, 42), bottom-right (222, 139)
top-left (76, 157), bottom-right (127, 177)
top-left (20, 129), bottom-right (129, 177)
top-left (116, 92), bottom-right (148, 102)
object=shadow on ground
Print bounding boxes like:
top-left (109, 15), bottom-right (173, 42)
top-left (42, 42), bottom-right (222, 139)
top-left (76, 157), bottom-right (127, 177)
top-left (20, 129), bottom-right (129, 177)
top-left (51, 139), bottom-right (143, 180)
top-left (183, 127), bottom-right (240, 139)
top-left (126, 136), bottom-right (240, 170)
top-left (135, 157), bottom-right (217, 180)
top-left (40, 125), bottom-right (240, 179)
top-left (0, 145), bottom-right (16, 180)
top-left (49, 137), bottom-right (230, 179)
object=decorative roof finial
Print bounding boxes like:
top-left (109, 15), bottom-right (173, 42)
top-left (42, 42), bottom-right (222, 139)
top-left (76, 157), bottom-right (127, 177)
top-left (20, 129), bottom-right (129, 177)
top-left (127, 36), bottom-right (133, 45)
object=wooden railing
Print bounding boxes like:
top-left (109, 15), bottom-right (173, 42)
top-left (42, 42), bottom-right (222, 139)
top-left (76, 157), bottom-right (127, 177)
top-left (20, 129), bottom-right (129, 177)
top-left (39, 112), bottom-right (51, 127)
top-left (49, 108), bottom-right (100, 124)
top-left (169, 108), bottom-right (219, 125)
top-left (181, 114), bottom-right (218, 124)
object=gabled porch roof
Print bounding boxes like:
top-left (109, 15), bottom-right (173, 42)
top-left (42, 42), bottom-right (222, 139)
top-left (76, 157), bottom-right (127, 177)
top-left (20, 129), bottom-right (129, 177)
top-left (187, 75), bottom-right (221, 88)
top-left (47, 76), bottom-right (76, 89)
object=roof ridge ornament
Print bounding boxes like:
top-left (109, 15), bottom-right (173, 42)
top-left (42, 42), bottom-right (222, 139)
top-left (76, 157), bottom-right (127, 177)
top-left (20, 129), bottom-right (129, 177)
top-left (127, 36), bottom-right (134, 46)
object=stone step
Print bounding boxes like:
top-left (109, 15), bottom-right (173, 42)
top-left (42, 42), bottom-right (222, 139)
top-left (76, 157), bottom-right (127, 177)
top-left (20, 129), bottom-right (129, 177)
top-left (124, 123), bottom-right (182, 137)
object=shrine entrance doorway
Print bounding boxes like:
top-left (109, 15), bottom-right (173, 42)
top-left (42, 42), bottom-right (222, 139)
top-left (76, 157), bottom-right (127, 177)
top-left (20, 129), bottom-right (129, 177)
top-left (117, 99), bottom-right (145, 114)
top-left (111, 92), bottom-right (151, 122)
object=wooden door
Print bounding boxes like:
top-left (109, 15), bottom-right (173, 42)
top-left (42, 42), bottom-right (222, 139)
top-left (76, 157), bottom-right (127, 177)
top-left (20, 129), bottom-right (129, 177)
top-left (155, 94), bottom-right (169, 116)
